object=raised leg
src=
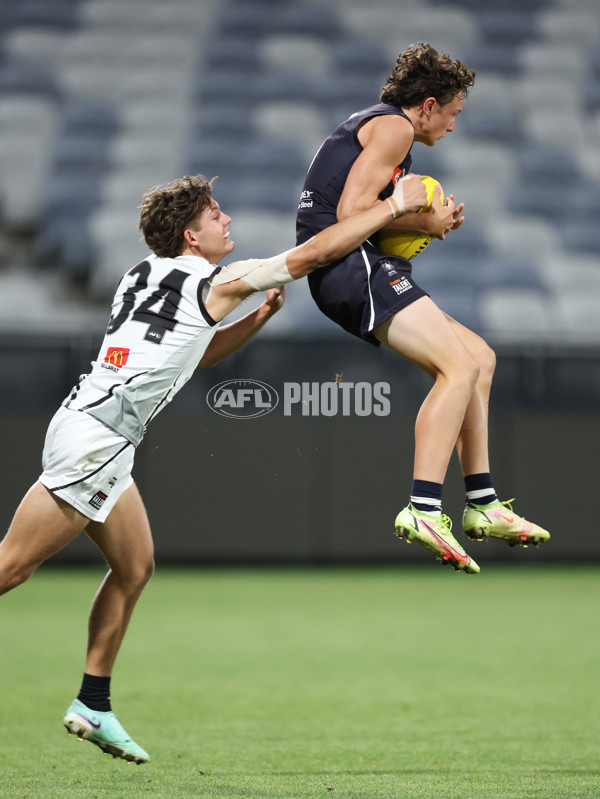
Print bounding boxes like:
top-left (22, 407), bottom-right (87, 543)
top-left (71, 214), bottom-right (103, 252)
top-left (442, 314), bottom-right (496, 477)
top-left (374, 296), bottom-right (480, 483)
top-left (374, 297), bottom-right (482, 573)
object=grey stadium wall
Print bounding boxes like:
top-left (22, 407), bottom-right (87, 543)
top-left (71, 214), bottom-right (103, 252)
top-left (1, 336), bottom-right (599, 565)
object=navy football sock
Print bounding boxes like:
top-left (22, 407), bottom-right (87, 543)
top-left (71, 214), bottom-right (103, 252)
top-left (410, 479), bottom-right (443, 515)
top-left (464, 473), bottom-right (497, 506)
top-left (77, 673), bottom-right (112, 712)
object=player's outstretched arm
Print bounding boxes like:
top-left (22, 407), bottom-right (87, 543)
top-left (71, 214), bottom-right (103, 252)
top-left (199, 288), bottom-right (285, 368)
top-left (205, 174), bottom-right (427, 321)
top-left (287, 173), bottom-right (426, 278)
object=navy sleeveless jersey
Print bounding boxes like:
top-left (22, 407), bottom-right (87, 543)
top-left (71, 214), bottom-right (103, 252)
top-left (295, 103), bottom-right (428, 346)
top-left (296, 103), bottom-right (413, 244)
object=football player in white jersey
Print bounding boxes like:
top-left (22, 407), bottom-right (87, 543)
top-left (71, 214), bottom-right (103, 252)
top-left (0, 173), bottom-right (427, 763)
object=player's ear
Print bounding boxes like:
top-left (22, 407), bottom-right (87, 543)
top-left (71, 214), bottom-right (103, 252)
top-left (183, 227), bottom-right (199, 247)
top-left (422, 97), bottom-right (436, 117)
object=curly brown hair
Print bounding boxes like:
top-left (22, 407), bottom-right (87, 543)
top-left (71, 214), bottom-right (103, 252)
top-left (138, 174), bottom-right (216, 258)
top-left (381, 42), bottom-right (475, 108)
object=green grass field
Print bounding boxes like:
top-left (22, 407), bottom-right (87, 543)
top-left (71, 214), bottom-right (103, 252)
top-left (1, 566), bottom-right (598, 799)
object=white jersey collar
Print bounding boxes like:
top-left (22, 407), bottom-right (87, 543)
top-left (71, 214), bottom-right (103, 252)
top-left (173, 253), bottom-right (215, 272)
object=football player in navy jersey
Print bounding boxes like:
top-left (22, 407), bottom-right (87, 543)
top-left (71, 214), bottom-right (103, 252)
top-left (0, 172), bottom-right (426, 763)
top-left (297, 42), bottom-right (549, 574)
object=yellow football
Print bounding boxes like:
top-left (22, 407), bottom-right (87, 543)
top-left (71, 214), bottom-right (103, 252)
top-left (378, 175), bottom-right (444, 260)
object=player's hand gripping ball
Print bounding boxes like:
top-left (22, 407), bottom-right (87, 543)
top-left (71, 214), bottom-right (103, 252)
top-left (379, 175), bottom-right (444, 260)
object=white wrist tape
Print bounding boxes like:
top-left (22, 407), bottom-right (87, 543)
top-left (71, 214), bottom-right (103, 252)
top-left (386, 197), bottom-right (400, 218)
top-left (210, 251), bottom-right (293, 291)
top-left (390, 177), bottom-right (407, 215)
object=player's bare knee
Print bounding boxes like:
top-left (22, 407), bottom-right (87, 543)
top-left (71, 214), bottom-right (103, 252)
top-left (140, 557), bottom-right (155, 587)
top-left (435, 355), bottom-right (478, 405)
top-left (434, 348), bottom-right (478, 391)
top-left (469, 355), bottom-right (481, 385)
top-left (0, 559), bottom-right (36, 595)
top-left (479, 343), bottom-right (496, 382)
top-left (468, 358), bottom-right (481, 391)
top-left (453, 352), bottom-right (480, 395)
top-left (118, 556), bottom-right (154, 592)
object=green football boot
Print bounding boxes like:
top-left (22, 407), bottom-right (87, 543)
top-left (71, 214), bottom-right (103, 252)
top-left (463, 498), bottom-right (550, 547)
top-left (395, 504), bottom-right (480, 574)
top-left (63, 699), bottom-right (150, 764)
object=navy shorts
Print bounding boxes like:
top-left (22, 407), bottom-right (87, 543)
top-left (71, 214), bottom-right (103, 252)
top-left (307, 240), bottom-right (428, 346)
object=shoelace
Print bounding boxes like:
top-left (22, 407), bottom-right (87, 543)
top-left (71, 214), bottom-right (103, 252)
top-left (438, 514), bottom-right (454, 537)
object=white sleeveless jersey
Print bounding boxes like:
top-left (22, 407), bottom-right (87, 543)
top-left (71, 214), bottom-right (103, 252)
top-left (64, 253), bottom-right (221, 446)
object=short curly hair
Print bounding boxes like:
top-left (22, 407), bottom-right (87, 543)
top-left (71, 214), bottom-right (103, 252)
top-left (381, 42), bottom-right (476, 108)
top-left (138, 174), bottom-right (216, 258)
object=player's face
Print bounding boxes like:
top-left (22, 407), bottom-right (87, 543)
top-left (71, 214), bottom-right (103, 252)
top-left (416, 93), bottom-right (464, 147)
top-left (190, 200), bottom-right (234, 263)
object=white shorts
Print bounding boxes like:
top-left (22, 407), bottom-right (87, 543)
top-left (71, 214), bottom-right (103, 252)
top-left (39, 407), bottom-right (135, 523)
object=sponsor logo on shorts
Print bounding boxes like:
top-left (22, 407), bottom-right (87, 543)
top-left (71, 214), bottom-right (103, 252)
top-left (103, 347), bottom-right (130, 371)
top-left (380, 260), bottom-right (398, 277)
top-left (390, 276), bottom-right (412, 295)
top-left (89, 491), bottom-right (108, 511)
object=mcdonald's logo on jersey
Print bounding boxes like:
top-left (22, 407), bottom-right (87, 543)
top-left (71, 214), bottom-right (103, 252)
top-left (104, 347), bottom-right (130, 368)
